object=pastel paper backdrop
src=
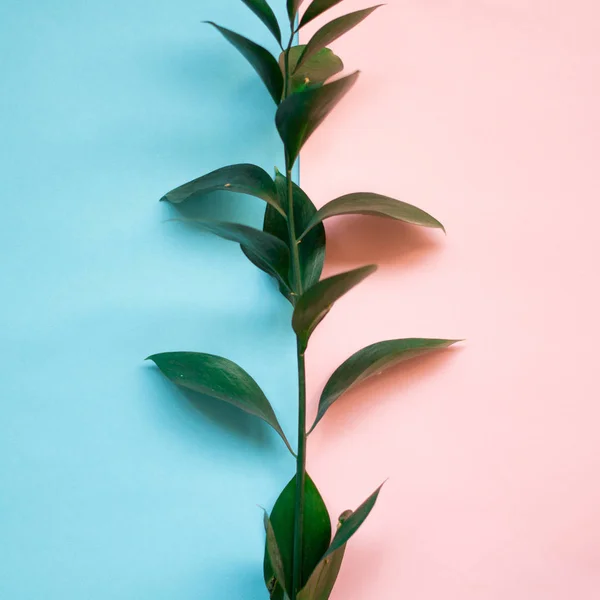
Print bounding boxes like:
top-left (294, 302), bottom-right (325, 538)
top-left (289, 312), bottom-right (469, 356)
top-left (1, 1), bottom-right (599, 600)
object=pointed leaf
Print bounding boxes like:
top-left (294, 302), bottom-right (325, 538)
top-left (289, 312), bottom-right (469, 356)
top-left (160, 164), bottom-right (285, 217)
top-left (279, 46), bottom-right (344, 94)
top-left (264, 474), bottom-right (332, 598)
top-left (287, 0), bottom-right (305, 21)
top-left (300, 193), bottom-right (445, 239)
top-left (295, 6), bottom-right (382, 71)
top-left (299, 0), bottom-right (345, 28)
top-left (311, 339), bottom-right (460, 431)
top-left (173, 219), bottom-right (291, 293)
top-left (276, 71), bottom-right (359, 165)
top-left (147, 352), bottom-right (293, 454)
top-left (297, 511), bottom-right (351, 600)
top-left (240, 0), bottom-right (282, 44)
top-left (264, 511), bottom-right (287, 594)
top-left (292, 265), bottom-right (376, 350)
top-left (206, 22), bottom-right (284, 104)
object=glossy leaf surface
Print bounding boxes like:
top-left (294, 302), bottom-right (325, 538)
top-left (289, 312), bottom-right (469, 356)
top-left (174, 219), bottom-right (291, 292)
top-left (279, 46), bottom-right (343, 94)
top-left (240, 0), bottom-right (282, 44)
top-left (265, 474), bottom-right (332, 598)
top-left (160, 163), bottom-right (284, 216)
top-left (300, 193), bottom-right (445, 239)
top-left (206, 22), bottom-right (284, 104)
top-left (276, 72), bottom-right (359, 165)
top-left (292, 265), bottom-right (376, 350)
top-left (147, 352), bottom-right (292, 453)
top-left (295, 6), bottom-right (381, 71)
top-left (299, 0), bottom-right (345, 28)
top-left (311, 339), bottom-right (459, 431)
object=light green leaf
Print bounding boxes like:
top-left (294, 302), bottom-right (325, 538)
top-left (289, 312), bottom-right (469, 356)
top-left (147, 352), bottom-right (293, 454)
top-left (206, 22), bottom-right (284, 104)
top-left (276, 72), bottom-right (359, 165)
top-left (171, 219), bottom-right (291, 293)
top-left (292, 265), bottom-right (376, 350)
top-left (264, 474), bottom-right (332, 598)
top-left (240, 0), bottom-right (282, 44)
top-left (160, 163), bottom-right (285, 217)
top-left (300, 193), bottom-right (445, 239)
top-left (279, 46), bottom-right (344, 94)
top-left (295, 6), bottom-right (382, 71)
top-left (299, 0), bottom-right (345, 28)
top-left (311, 339), bottom-right (460, 431)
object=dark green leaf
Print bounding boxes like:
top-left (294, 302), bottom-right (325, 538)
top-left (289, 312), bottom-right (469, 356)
top-left (240, 0), bottom-right (282, 44)
top-left (172, 219), bottom-right (291, 293)
top-left (264, 511), bottom-right (287, 594)
top-left (297, 511), bottom-right (351, 600)
top-left (147, 352), bottom-right (293, 454)
top-left (287, 0), bottom-right (305, 21)
top-left (205, 22), bottom-right (284, 104)
top-left (279, 46), bottom-right (344, 94)
top-left (300, 193), bottom-right (445, 239)
top-left (292, 265), bottom-right (376, 350)
top-left (276, 72), bottom-right (359, 165)
top-left (160, 163), bottom-right (284, 217)
top-left (311, 339), bottom-right (460, 431)
top-left (295, 6), bottom-right (382, 71)
top-left (264, 474), bottom-right (331, 598)
top-left (299, 0), bottom-right (345, 28)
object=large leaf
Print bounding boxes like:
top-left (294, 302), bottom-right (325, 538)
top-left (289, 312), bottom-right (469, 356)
top-left (240, 0), bottom-right (282, 45)
top-left (280, 46), bottom-right (344, 94)
top-left (264, 511), bottom-right (288, 595)
top-left (147, 352), bottom-right (293, 454)
top-left (265, 474), bottom-right (332, 598)
top-left (287, 0), bottom-right (305, 21)
top-left (292, 265), bottom-right (376, 350)
top-left (299, 0), bottom-right (345, 28)
top-left (310, 339), bottom-right (460, 431)
top-left (297, 511), bottom-right (351, 600)
top-left (276, 71), bottom-right (359, 165)
top-left (300, 193), bottom-right (445, 239)
top-left (173, 219), bottom-right (291, 293)
top-left (206, 22), bottom-right (284, 104)
top-left (295, 6), bottom-right (382, 71)
top-left (160, 163), bottom-right (285, 217)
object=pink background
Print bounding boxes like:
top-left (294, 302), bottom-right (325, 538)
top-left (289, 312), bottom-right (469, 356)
top-left (301, 1), bottom-right (600, 598)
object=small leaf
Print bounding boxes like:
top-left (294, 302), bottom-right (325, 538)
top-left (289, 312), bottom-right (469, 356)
top-left (292, 265), bottom-right (376, 350)
top-left (161, 163), bottom-right (284, 217)
top-left (295, 6), bottom-right (382, 71)
top-left (299, 0), bottom-right (345, 28)
top-left (287, 0), bottom-right (305, 21)
top-left (300, 193), bottom-right (445, 239)
top-left (206, 22), bottom-right (284, 104)
top-left (172, 219), bottom-right (291, 293)
top-left (311, 339), bottom-right (460, 431)
top-left (264, 474), bottom-right (332, 598)
top-left (147, 352), bottom-right (293, 454)
top-left (279, 46), bottom-right (344, 94)
top-left (240, 0), bottom-right (282, 44)
top-left (264, 511), bottom-right (287, 594)
top-left (297, 511), bottom-right (351, 600)
top-left (277, 72), bottom-right (359, 165)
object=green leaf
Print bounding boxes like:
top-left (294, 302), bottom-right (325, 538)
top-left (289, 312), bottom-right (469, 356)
top-left (147, 352), bottom-right (293, 454)
top-left (311, 339), bottom-right (460, 431)
top-left (295, 6), bottom-right (382, 71)
top-left (300, 193), bottom-right (445, 239)
top-left (279, 46), bottom-right (344, 94)
top-left (240, 0), bottom-right (282, 45)
top-left (299, 0), bottom-right (345, 28)
top-left (264, 511), bottom-right (288, 595)
top-left (297, 511), bottom-right (351, 600)
top-left (292, 265), bottom-right (376, 350)
top-left (264, 474), bottom-right (332, 598)
top-left (205, 22), bottom-right (284, 104)
top-left (160, 163), bottom-right (285, 217)
top-left (171, 219), bottom-right (291, 294)
top-left (276, 71), bottom-right (359, 165)
top-left (287, 0), bottom-right (305, 21)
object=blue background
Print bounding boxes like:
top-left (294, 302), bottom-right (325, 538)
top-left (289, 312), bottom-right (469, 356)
top-left (0, 1), bottom-right (298, 598)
